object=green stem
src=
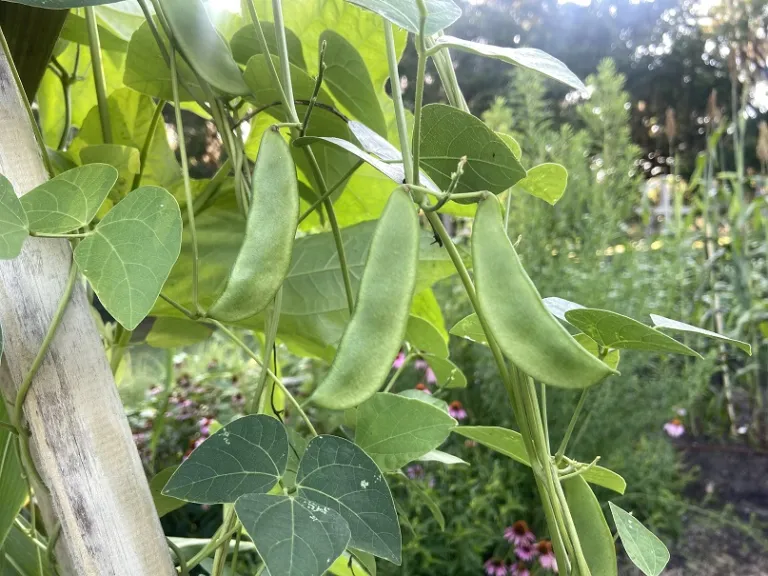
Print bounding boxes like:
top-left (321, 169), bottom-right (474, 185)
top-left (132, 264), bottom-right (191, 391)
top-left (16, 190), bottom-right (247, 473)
top-left (411, 1), bottom-right (428, 186)
top-left (85, 7), bottom-right (112, 143)
top-left (109, 325), bottom-right (131, 376)
top-left (132, 98), bottom-right (166, 190)
top-left (0, 421), bottom-right (18, 434)
top-left (56, 71), bottom-right (72, 151)
top-left (170, 46), bottom-right (201, 315)
top-left (248, 289), bottom-right (283, 414)
top-left (211, 320), bottom-right (318, 436)
top-left (46, 523), bottom-right (61, 571)
top-left (184, 522), bottom-right (240, 571)
top-left (383, 352), bottom-right (413, 393)
top-left (298, 160), bottom-right (362, 224)
top-left (149, 349), bottom-right (175, 472)
top-left (555, 389), bottom-right (589, 464)
top-left (211, 508), bottom-right (237, 576)
top-left (167, 538), bottom-right (189, 576)
top-left (271, 0), bottom-right (298, 121)
top-left (300, 41), bottom-right (326, 136)
top-left (425, 35), bottom-right (469, 112)
top-left (29, 231), bottom-right (92, 239)
top-left (15, 261), bottom-right (78, 493)
top-left (384, 21), bottom-right (414, 184)
top-left (229, 528), bottom-right (243, 574)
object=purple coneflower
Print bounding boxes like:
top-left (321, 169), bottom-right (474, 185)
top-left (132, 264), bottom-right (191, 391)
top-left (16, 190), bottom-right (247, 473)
top-left (484, 558), bottom-right (508, 576)
top-left (504, 521), bottom-right (535, 546)
top-left (415, 383), bottom-right (432, 395)
top-left (514, 540), bottom-right (537, 562)
top-left (510, 562), bottom-right (530, 576)
top-left (425, 366), bottom-right (437, 384)
top-left (663, 418), bottom-right (684, 438)
top-left (392, 352), bottom-right (406, 369)
top-left (414, 359), bottom-right (428, 370)
top-left (448, 401), bottom-right (467, 421)
top-left (537, 540), bottom-right (558, 572)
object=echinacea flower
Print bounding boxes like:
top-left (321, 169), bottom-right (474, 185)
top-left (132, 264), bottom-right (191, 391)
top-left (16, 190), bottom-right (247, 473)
top-left (448, 401), bottom-right (467, 421)
top-left (505, 521), bottom-right (536, 546)
top-left (405, 465), bottom-right (424, 480)
top-left (514, 540), bottom-right (537, 561)
top-left (537, 540), bottom-right (558, 572)
top-left (663, 418), bottom-right (684, 438)
top-left (414, 359), bottom-right (428, 371)
top-left (425, 367), bottom-right (437, 384)
top-left (392, 352), bottom-right (406, 369)
top-left (510, 562), bottom-right (530, 576)
top-left (484, 558), bottom-right (508, 576)
top-left (415, 383), bottom-right (432, 395)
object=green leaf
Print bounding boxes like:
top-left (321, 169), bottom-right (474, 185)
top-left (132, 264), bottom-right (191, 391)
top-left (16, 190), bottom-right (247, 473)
top-left (453, 426), bottom-right (626, 494)
top-left (405, 477), bottom-right (445, 530)
top-left (79, 144), bottom-right (140, 197)
top-left (245, 54), bottom-right (334, 109)
top-left (345, 0), bottom-right (461, 35)
top-left (296, 435), bottom-right (401, 564)
top-left (235, 494), bottom-right (351, 576)
top-left (145, 317), bottom-right (213, 349)
top-left (158, 0), bottom-right (247, 95)
top-left (5, 0), bottom-right (121, 6)
top-left (421, 354), bottom-right (467, 389)
top-left (2, 520), bottom-right (53, 576)
top-left (0, 175), bottom-right (28, 259)
top-left (320, 30), bottom-right (387, 137)
top-left (418, 449), bottom-right (468, 466)
top-left (59, 10), bottom-right (129, 52)
top-left (149, 466), bottom-right (185, 518)
top-left (650, 313), bottom-right (751, 355)
top-left (73, 186), bottom-right (182, 330)
top-left (574, 333), bottom-right (621, 371)
top-left (355, 393), bottom-right (457, 472)
top-left (609, 502), bottom-right (670, 576)
top-left (163, 415), bottom-right (288, 504)
top-left (397, 389), bottom-right (449, 413)
top-left (21, 164), bottom-right (118, 233)
top-left (283, 428), bottom-right (309, 490)
top-left (514, 163), bottom-right (568, 205)
top-left (563, 476), bottom-right (618, 576)
top-left (449, 313), bottom-right (488, 345)
top-left (565, 308), bottom-right (701, 358)
top-left (328, 551), bottom-right (377, 576)
top-left (419, 104), bottom-right (526, 201)
top-left (406, 316), bottom-right (449, 358)
top-left (434, 36), bottom-right (588, 92)
top-left (0, 396), bottom-right (26, 548)
top-left (230, 22), bottom-right (306, 69)
top-left (496, 132), bottom-right (521, 160)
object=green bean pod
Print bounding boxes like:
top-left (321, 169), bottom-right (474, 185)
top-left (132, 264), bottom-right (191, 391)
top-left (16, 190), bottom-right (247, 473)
top-left (472, 194), bottom-right (616, 388)
top-left (563, 476), bottom-right (618, 576)
top-left (311, 188), bottom-right (419, 410)
top-left (207, 128), bottom-right (298, 322)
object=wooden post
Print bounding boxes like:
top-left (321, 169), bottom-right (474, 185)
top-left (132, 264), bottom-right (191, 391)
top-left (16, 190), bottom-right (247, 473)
top-left (0, 42), bottom-right (175, 576)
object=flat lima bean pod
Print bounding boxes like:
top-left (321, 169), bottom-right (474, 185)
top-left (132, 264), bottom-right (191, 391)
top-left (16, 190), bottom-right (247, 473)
top-left (311, 188), bottom-right (419, 410)
top-left (472, 194), bottom-right (616, 388)
top-left (207, 128), bottom-right (299, 322)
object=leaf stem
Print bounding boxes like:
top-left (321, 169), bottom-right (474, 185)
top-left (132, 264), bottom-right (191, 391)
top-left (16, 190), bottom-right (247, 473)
top-left (383, 352), bottom-right (414, 393)
top-left (184, 522), bottom-right (241, 571)
top-left (384, 21), bottom-right (414, 185)
top-left (248, 288), bottom-right (283, 415)
top-left (271, 0), bottom-right (298, 122)
top-left (85, 7), bottom-right (112, 143)
top-left (170, 45), bottom-right (202, 315)
top-left (132, 98), bottom-right (166, 190)
top-left (229, 527), bottom-right (243, 574)
top-left (29, 231), bottom-right (92, 239)
top-left (211, 508), bottom-right (237, 576)
top-left (14, 260), bottom-right (78, 493)
top-left (411, 0), bottom-right (429, 187)
top-left (300, 41), bottom-right (326, 137)
top-left (0, 420), bottom-right (18, 434)
top-left (298, 160), bottom-right (363, 224)
top-left (555, 389), bottom-right (589, 464)
top-left (166, 538), bottom-right (189, 576)
top-left (109, 324), bottom-right (131, 375)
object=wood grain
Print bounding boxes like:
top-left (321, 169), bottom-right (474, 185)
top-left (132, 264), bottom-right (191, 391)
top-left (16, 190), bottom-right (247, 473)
top-left (0, 45), bottom-right (175, 576)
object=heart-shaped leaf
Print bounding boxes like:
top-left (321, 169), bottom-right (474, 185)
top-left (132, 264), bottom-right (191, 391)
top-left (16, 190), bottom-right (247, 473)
top-left (297, 435), bottom-right (401, 564)
top-left (230, 23), bottom-right (306, 69)
top-left (449, 313), bottom-right (488, 345)
top-left (650, 313), bottom-right (751, 355)
top-left (419, 104), bottom-right (526, 201)
top-left (434, 36), bottom-right (587, 92)
top-left (574, 333), bottom-right (621, 371)
top-left (74, 186), bottom-right (182, 330)
top-left (397, 389), bottom-right (449, 413)
top-left (406, 316), bottom-right (449, 358)
top-left (235, 494), bottom-right (351, 576)
top-left (21, 164), bottom-right (118, 234)
top-left (0, 175), bottom-right (28, 259)
top-left (355, 393), bottom-right (456, 471)
top-left (149, 466), bottom-right (185, 518)
top-left (420, 354), bottom-right (466, 389)
top-left (345, 0), bottom-right (461, 36)
top-left (79, 144), bottom-right (140, 198)
top-left (542, 296), bottom-right (584, 323)
top-left (565, 308), bottom-right (701, 358)
top-left (515, 163), bottom-right (568, 205)
top-left (609, 502), bottom-right (670, 576)
top-left (163, 415), bottom-right (288, 504)
top-left (497, 132), bottom-right (521, 160)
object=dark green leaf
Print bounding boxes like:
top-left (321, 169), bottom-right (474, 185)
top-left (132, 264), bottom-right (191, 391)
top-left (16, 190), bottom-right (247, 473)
top-left (230, 23), bottom-right (306, 69)
top-left (158, 0), bottom-right (247, 95)
top-left (149, 466), bottom-right (185, 518)
top-left (0, 175), bottom-right (28, 259)
top-left (163, 415), bottom-right (288, 504)
top-left (0, 396), bottom-right (26, 547)
top-left (145, 317), bottom-right (213, 349)
top-left (320, 30), bottom-right (387, 136)
top-left (454, 426), bottom-right (626, 494)
top-left (419, 104), bottom-right (526, 201)
top-left (21, 164), bottom-right (118, 233)
top-left (650, 314), bottom-right (751, 355)
top-left (449, 313), bottom-right (488, 345)
top-left (283, 428), bottom-right (309, 490)
top-left (355, 393), bottom-right (456, 471)
top-left (565, 308), bottom-right (701, 358)
top-left (609, 502), bottom-right (670, 576)
top-left (434, 36), bottom-right (588, 92)
top-left (406, 316), bottom-right (449, 358)
top-left (235, 494), bottom-right (351, 576)
top-left (514, 163), bottom-right (568, 205)
top-left (345, 0), bottom-right (461, 35)
top-left (74, 186), bottom-right (182, 330)
top-left (296, 435), bottom-right (401, 564)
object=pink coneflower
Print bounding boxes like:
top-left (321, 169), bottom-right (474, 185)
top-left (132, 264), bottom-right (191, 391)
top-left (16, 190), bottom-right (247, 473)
top-left (405, 465), bottom-right (425, 480)
top-left (510, 562), bottom-right (530, 576)
top-left (537, 540), bottom-right (558, 572)
top-left (484, 558), bottom-right (508, 576)
top-left (199, 417), bottom-right (212, 436)
top-left (505, 521), bottom-right (535, 546)
top-left (415, 383), bottom-right (432, 395)
top-left (392, 352), bottom-right (406, 369)
top-left (448, 401), bottom-right (467, 421)
top-left (514, 540), bottom-right (537, 561)
top-left (414, 359), bottom-right (428, 370)
top-left (663, 418), bottom-right (685, 438)
top-left (425, 366), bottom-right (437, 384)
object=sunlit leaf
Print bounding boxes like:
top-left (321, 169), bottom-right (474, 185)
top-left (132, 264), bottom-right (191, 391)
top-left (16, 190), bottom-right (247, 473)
top-left (496, 132), bottom-right (521, 160)
top-left (145, 317), bottom-right (213, 349)
top-left (406, 316), bottom-right (449, 358)
top-left (345, 0), bottom-right (461, 35)
top-left (0, 175), bottom-right (28, 259)
top-left (296, 435), bottom-right (401, 563)
top-left (0, 396), bottom-right (26, 547)
top-left (79, 144), bottom-right (140, 197)
top-left (573, 333), bottom-right (621, 371)
top-left (542, 296), bottom-right (584, 323)
top-left (74, 186), bottom-right (181, 330)
top-left (449, 313), bottom-right (488, 345)
top-left (609, 502), bottom-right (670, 576)
top-left (163, 415), bottom-right (288, 504)
top-left (650, 313), bottom-right (751, 355)
top-left (230, 22), bottom-right (306, 69)
top-left (418, 449), bottom-right (468, 466)
top-left (5, 0), bottom-right (121, 6)
top-left (514, 163), bottom-right (568, 205)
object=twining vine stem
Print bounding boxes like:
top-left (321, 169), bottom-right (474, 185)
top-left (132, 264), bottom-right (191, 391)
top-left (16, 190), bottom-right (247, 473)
top-left (84, 7), bottom-right (112, 144)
